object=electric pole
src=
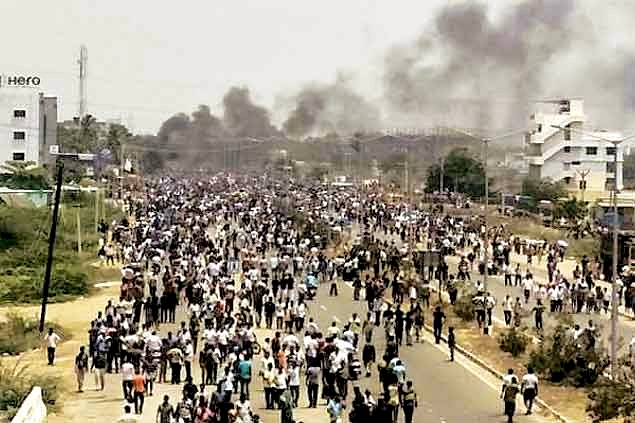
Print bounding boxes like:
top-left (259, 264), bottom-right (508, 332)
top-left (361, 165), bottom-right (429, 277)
top-left (577, 169), bottom-right (590, 203)
top-left (78, 45), bottom-right (87, 120)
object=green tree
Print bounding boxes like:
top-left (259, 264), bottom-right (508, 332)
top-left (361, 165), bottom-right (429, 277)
top-left (521, 177), bottom-right (567, 202)
top-left (554, 198), bottom-right (587, 221)
top-left (104, 123), bottom-right (132, 164)
top-left (0, 161), bottom-right (49, 190)
top-left (425, 148), bottom-right (487, 198)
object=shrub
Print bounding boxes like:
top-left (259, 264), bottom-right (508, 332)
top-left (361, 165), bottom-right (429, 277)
top-left (0, 313), bottom-right (68, 355)
top-left (526, 321), bottom-right (610, 387)
top-left (587, 362), bottom-right (635, 423)
top-left (453, 288), bottom-right (475, 322)
top-left (0, 361), bottom-right (62, 420)
top-left (498, 328), bottom-right (529, 357)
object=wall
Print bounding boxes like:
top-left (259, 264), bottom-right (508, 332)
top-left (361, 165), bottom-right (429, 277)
top-left (0, 88), bottom-right (40, 164)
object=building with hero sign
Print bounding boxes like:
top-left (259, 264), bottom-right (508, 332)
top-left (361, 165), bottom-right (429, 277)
top-left (0, 74), bottom-right (57, 167)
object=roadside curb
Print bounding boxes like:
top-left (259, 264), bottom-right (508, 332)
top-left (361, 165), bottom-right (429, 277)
top-left (383, 294), bottom-right (572, 423)
top-left (419, 322), bottom-right (572, 423)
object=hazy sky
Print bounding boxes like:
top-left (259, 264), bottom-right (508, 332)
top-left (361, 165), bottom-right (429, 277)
top-left (0, 0), bottom-right (512, 133)
top-left (0, 0), bottom-right (631, 135)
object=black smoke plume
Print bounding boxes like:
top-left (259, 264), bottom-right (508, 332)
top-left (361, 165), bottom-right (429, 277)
top-left (383, 0), bottom-right (576, 130)
top-left (283, 76), bottom-right (381, 138)
top-left (223, 87), bottom-right (279, 138)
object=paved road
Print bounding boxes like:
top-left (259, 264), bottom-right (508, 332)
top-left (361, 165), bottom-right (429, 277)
top-left (303, 281), bottom-right (555, 423)
top-left (354, 223), bottom-right (635, 349)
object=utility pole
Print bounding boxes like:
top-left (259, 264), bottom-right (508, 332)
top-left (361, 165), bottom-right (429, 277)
top-left (552, 124), bottom-right (635, 378)
top-left (403, 146), bottom-right (409, 199)
top-left (78, 45), bottom-right (88, 120)
top-left (95, 188), bottom-right (99, 232)
top-left (483, 139), bottom-right (489, 292)
top-left (40, 152), bottom-right (95, 332)
top-left (75, 204), bottom-right (82, 255)
top-left (119, 142), bottom-right (125, 200)
top-left (577, 169), bottom-right (590, 203)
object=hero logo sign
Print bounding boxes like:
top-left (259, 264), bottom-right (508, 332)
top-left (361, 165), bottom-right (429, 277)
top-left (0, 76), bottom-right (41, 87)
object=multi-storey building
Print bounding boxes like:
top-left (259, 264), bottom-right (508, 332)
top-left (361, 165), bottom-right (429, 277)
top-left (0, 74), bottom-right (57, 167)
top-left (525, 99), bottom-right (624, 200)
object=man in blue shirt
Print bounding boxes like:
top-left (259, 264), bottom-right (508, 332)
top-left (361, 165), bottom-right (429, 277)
top-left (237, 356), bottom-right (252, 399)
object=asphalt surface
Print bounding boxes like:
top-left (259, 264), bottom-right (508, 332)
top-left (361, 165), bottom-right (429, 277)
top-left (305, 281), bottom-right (555, 423)
top-left (356, 223), bottom-right (635, 349)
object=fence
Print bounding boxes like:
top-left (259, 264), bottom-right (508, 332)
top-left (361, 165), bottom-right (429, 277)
top-left (10, 387), bottom-right (46, 423)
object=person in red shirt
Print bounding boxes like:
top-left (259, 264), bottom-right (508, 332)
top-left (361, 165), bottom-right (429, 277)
top-left (132, 368), bottom-right (146, 414)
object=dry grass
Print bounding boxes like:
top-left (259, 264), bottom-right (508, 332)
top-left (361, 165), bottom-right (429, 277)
top-left (0, 285), bottom-right (120, 422)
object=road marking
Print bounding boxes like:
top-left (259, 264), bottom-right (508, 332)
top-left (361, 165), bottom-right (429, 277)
top-left (320, 305), bottom-right (327, 311)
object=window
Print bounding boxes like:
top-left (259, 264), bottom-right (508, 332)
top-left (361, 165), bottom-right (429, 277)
top-left (607, 147), bottom-right (616, 156)
top-left (564, 177), bottom-right (572, 185)
top-left (537, 124), bottom-right (542, 133)
top-left (13, 110), bottom-right (26, 118)
top-left (572, 161), bottom-right (581, 166)
top-left (564, 146), bottom-right (571, 153)
top-left (12, 152), bottom-right (25, 161)
top-left (13, 131), bottom-right (25, 140)
top-left (586, 147), bottom-right (598, 155)
top-left (607, 161), bottom-right (617, 174)
top-left (564, 125), bottom-right (571, 141)
top-left (563, 162), bottom-right (571, 171)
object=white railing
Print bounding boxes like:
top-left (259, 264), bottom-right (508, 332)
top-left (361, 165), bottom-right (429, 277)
top-left (11, 387), bottom-right (46, 423)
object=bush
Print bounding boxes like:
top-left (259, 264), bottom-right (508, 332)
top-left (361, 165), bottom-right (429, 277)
top-left (453, 288), bottom-right (475, 322)
top-left (0, 313), bottom-right (68, 355)
top-left (526, 321), bottom-right (610, 387)
top-left (587, 363), bottom-right (635, 423)
top-left (498, 328), bottom-right (529, 357)
top-left (0, 361), bottom-right (62, 420)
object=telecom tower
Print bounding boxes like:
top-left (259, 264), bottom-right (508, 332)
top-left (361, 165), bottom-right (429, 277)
top-left (78, 45), bottom-right (87, 120)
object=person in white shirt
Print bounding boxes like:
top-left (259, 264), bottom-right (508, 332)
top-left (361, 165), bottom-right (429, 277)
top-left (184, 340), bottom-right (194, 381)
top-left (45, 328), bottom-right (61, 366)
top-left (121, 360), bottom-right (135, 400)
top-left (521, 368), bottom-right (539, 415)
top-left (287, 361), bottom-right (301, 406)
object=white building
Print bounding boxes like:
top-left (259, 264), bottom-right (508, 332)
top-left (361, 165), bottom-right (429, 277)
top-left (524, 99), bottom-right (624, 200)
top-left (0, 74), bottom-right (57, 167)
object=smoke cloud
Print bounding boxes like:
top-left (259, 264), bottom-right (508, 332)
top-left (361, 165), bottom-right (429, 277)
top-left (222, 87), bottom-right (279, 138)
top-left (283, 76), bottom-right (381, 138)
top-left (383, 0), bottom-right (576, 130)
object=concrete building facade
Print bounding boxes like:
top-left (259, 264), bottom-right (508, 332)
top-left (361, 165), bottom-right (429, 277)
top-left (524, 99), bottom-right (624, 200)
top-left (0, 74), bottom-right (57, 167)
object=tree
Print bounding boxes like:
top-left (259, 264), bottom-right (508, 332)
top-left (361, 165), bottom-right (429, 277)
top-left (554, 198), bottom-right (587, 221)
top-left (521, 177), bottom-right (567, 202)
top-left (425, 148), bottom-right (487, 198)
top-left (0, 161), bottom-right (49, 190)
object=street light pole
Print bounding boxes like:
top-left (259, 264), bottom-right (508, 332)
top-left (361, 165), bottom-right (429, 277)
top-left (444, 127), bottom-right (529, 292)
top-left (483, 139), bottom-right (489, 292)
top-left (39, 160), bottom-right (64, 333)
top-left (39, 152), bottom-right (95, 333)
top-left (552, 124), bottom-right (635, 378)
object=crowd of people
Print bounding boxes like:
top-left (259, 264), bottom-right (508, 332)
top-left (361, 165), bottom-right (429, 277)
top-left (59, 173), bottom-right (621, 423)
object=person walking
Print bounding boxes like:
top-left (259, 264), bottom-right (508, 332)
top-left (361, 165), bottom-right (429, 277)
top-left (432, 306), bottom-right (445, 344)
top-left (132, 368), bottom-right (146, 414)
top-left (305, 364), bottom-right (320, 408)
top-left (521, 368), bottom-right (539, 415)
top-left (156, 395), bottom-right (174, 423)
top-left (401, 380), bottom-right (418, 423)
top-left (74, 346), bottom-right (89, 392)
top-left (447, 327), bottom-right (456, 362)
top-left (501, 375), bottom-right (520, 423)
top-left (121, 359), bottom-right (135, 401)
top-left (44, 328), bottom-right (61, 365)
